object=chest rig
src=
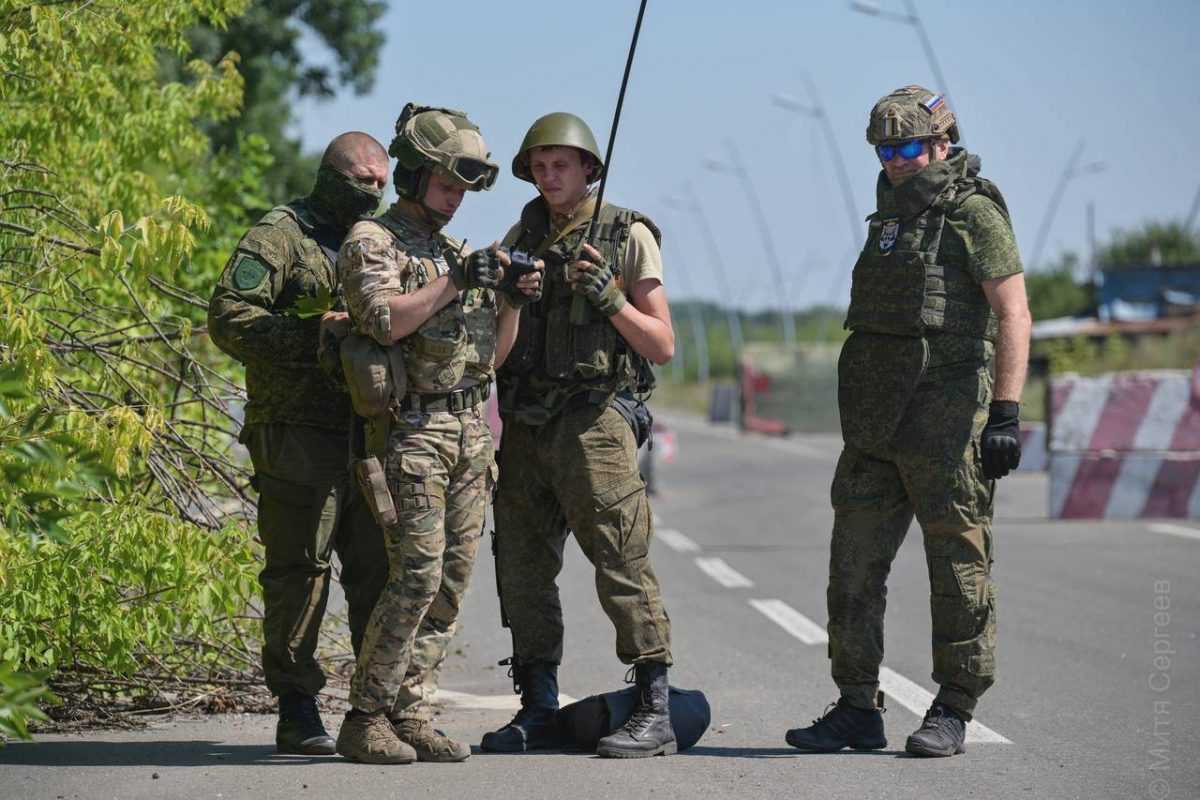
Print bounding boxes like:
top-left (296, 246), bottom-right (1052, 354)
top-left (845, 154), bottom-right (1010, 342)
top-left (366, 214), bottom-right (496, 393)
top-left (498, 199), bottom-right (659, 421)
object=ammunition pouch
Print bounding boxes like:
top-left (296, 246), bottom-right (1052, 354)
top-left (354, 454), bottom-right (397, 529)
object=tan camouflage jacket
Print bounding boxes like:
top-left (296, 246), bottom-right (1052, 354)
top-left (339, 201), bottom-right (498, 394)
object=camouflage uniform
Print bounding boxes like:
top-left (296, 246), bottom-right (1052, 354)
top-left (494, 193), bottom-right (672, 668)
top-left (339, 201), bottom-right (498, 718)
top-left (208, 199), bottom-right (387, 697)
top-left (830, 147), bottom-right (1022, 720)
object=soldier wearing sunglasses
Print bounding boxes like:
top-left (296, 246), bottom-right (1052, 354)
top-left (785, 85), bottom-right (1030, 758)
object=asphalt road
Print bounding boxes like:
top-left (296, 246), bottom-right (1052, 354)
top-left (3, 411), bottom-right (1197, 800)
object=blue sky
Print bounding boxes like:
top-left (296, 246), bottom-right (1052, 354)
top-left (295, 0), bottom-right (1200, 312)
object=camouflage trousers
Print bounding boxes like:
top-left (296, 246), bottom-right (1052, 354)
top-left (244, 423), bottom-right (387, 697)
top-left (348, 405), bottom-right (493, 717)
top-left (829, 365), bottom-right (997, 720)
top-left (494, 403), bottom-right (672, 667)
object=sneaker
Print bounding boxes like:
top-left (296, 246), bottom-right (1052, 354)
top-left (904, 703), bottom-right (966, 757)
top-left (785, 697), bottom-right (886, 752)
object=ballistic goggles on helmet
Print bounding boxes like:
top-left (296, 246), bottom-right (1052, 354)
top-left (876, 139), bottom-right (928, 162)
top-left (441, 154), bottom-right (499, 190)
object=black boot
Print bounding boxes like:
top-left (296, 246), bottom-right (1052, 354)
top-left (597, 662), bottom-right (676, 758)
top-left (276, 692), bottom-right (336, 755)
top-left (480, 662), bottom-right (562, 753)
top-left (785, 697), bottom-right (887, 752)
top-left (905, 702), bottom-right (966, 757)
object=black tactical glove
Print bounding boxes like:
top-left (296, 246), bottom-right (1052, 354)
top-left (568, 247), bottom-right (626, 317)
top-left (497, 249), bottom-right (543, 307)
top-left (449, 248), bottom-right (501, 291)
top-left (980, 400), bottom-right (1021, 480)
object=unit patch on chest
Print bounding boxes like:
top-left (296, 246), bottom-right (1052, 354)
top-left (878, 219), bottom-right (900, 254)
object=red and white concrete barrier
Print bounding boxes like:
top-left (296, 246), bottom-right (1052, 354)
top-left (1018, 422), bottom-right (1047, 472)
top-left (1048, 370), bottom-right (1200, 519)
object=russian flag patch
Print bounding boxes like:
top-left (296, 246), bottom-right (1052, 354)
top-left (922, 94), bottom-right (944, 113)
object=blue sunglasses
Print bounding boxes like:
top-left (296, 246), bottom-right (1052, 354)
top-left (876, 139), bottom-right (927, 162)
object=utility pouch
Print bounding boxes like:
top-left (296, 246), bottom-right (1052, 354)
top-left (611, 392), bottom-right (652, 448)
top-left (340, 333), bottom-right (404, 418)
top-left (837, 332), bottom-right (927, 454)
top-left (354, 455), bottom-right (397, 529)
top-left (544, 304), bottom-right (617, 381)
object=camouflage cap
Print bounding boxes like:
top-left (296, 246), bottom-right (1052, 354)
top-left (866, 85), bottom-right (959, 145)
top-left (512, 112), bottom-right (605, 184)
top-left (390, 103), bottom-right (499, 192)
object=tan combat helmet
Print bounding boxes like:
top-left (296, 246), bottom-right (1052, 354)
top-left (866, 85), bottom-right (959, 145)
top-left (511, 112), bottom-right (605, 184)
top-left (390, 103), bottom-right (499, 200)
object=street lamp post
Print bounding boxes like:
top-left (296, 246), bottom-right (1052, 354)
top-left (1030, 139), bottom-right (1107, 270)
top-left (850, 0), bottom-right (960, 142)
top-left (676, 183), bottom-right (745, 355)
top-left (705, 141), bottom-right (796, 348)
top-left (657, 196), bottom-right (712, 384)
top-left (771, 83), bottom-right (862, 250)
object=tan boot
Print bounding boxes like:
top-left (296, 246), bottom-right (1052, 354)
top-left (336, 710), bottom-right (417, 764)
top-left (392, 717), bottom-right (471, 763)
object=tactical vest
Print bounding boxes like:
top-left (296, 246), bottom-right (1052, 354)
top-left (845, 159), bottom-right (1011, 342)
top-left (365, 214), bottom-right (496, 393)
top-left (498, 199), bottom-right (659, 420)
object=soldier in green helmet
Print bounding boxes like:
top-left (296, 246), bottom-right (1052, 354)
top-left (480, 112), bottom-right (678, 759)
top-left (333, 104), bottom-right (542, 765)
top-left (784, 86), bottom-right (1030, 758)
top-left (208, 132), bottom-right (391, 755)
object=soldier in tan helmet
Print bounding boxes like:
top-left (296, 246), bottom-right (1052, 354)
top-left (784, 86), bottom-right (1030, 757)
top-left (333, 103), bottom-right (542, 764)
top-left (480, 112), bottom-right (677, 759)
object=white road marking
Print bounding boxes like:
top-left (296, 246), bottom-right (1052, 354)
top-left (657, 528), bottom-right (701, 552)
top-left (745, 599), bottom-right (1010, 744)
top-left (1148, 522), bottom-right (1200, 541)
top-left (694, 557), bottom-right (754, 588)
top-left (436, 689), bottom-right (577, 711)
top-left (749, 599), bottom-right (828, 645)
top-left (878, 667), bottom-right (1011, 744)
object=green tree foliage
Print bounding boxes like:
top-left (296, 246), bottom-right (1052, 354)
top-left (1025, 254), bottom-right (1094, 320)
top-left (1, 0), bottom-right (267, 727)
top-left (1098, 221), bottom-right (1200, 269)
top-left (170, 0), bottom-right (387, 201)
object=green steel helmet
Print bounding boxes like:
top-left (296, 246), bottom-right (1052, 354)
top-left (866, 85), bottom-right (960, 146)
top-left (511, 112), bottom-right (605, 184)
top-left (389, 103), bottom-right (499, 198)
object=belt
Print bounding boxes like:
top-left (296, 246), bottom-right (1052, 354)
top-left (562, 389), bottom-right (614, 414)
top-left (396, 381), bottom-right (490, 414)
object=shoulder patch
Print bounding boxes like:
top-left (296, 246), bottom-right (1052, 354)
top-left (231, 253), bottom-right (270, 290)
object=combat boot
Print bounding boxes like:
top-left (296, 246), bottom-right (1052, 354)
top-left (480, 661), bottom-right (562, 752)
top-left (597, 662), bottom-right (676, 758)
top-left (785, 696), bottom-right (887, 752)
top-left (275, 692), bottom-right (335, 755)
top-left (392, 717), bottom-right (471, 762)
top-left (335, 709), bottom-right (417, 764)
top-left (905, 702), bottom-right (966, 757)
